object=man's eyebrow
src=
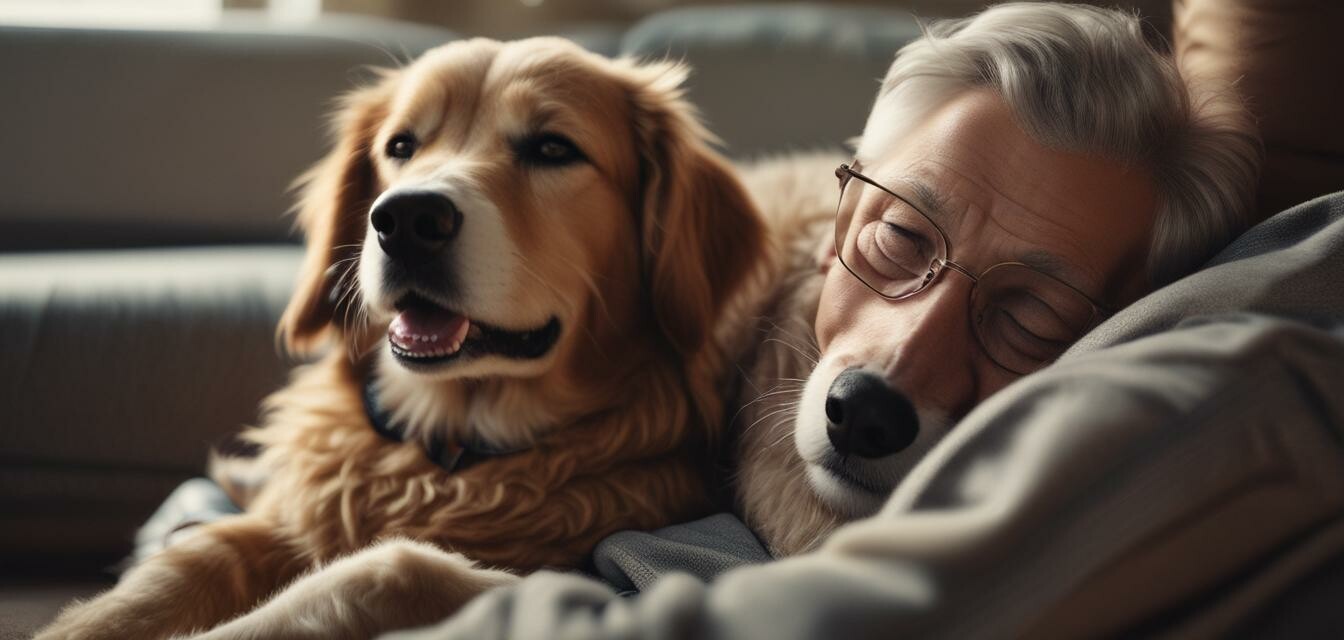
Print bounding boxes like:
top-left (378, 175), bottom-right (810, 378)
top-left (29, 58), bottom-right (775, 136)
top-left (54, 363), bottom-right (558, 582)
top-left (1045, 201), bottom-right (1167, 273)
top-left (1018, 249), bottom-right (1098, 297)
top-left (898, 179), bottom-right (1099, 295)
top-left (899, 178), bottom-right (950, 224)
top-left (1017, 250), bottom-right (1069, 279)
top-left (889, 175), bottom-right (1100, 297)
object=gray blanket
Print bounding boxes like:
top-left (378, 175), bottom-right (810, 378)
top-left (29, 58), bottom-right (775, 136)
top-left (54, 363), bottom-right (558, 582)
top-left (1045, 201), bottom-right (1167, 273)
top-left (141, 192), bottom-right (1344, 638)
top-left (383, 193), bottom-right (1344, 639)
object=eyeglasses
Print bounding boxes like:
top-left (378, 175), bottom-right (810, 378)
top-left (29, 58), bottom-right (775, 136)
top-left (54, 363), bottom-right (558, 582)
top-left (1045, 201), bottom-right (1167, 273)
top-left (833, 162), bottom-right (1110, 374)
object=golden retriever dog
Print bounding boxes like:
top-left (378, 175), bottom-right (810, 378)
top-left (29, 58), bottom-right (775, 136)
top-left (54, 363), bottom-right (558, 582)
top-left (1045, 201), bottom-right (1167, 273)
top-left (38, 37), bottom-right (763, 640)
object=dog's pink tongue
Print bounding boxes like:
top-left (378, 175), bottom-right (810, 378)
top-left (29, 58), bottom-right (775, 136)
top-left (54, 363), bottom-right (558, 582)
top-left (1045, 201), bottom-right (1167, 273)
top-left (389, 307), bottom-right (470, 354)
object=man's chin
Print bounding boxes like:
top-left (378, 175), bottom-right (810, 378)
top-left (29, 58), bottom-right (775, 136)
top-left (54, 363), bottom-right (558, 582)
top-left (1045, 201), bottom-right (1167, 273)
top-left (804, 463), bottom-right (890, 517)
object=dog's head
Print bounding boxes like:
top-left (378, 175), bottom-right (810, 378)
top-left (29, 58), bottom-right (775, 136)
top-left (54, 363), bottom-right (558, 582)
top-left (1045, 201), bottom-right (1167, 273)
top-left (280, 38), bottom-right (761, 443)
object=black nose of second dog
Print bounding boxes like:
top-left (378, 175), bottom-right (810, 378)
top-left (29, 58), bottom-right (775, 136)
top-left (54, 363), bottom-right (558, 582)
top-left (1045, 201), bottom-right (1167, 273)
top-left (370, 191), bottom-right (462, 264)
top-left (825, 367), bottom-right (919, 458)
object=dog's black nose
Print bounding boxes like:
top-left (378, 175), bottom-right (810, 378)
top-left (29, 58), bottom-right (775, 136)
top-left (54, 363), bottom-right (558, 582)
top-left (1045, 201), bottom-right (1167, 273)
top-left (369, 191), bottom-right (462, 264)
top-left (825, 367), bottom-right (919, 459)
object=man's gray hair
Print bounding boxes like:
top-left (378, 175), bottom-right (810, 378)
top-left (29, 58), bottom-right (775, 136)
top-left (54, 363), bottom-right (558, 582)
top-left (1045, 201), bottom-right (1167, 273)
top-left (856, 2), bottom-right (1261, 286)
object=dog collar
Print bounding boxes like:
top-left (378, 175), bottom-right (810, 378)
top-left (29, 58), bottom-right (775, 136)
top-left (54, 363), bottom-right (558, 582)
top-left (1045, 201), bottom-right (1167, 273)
top-left (361, 379), bottom-right (527, 472)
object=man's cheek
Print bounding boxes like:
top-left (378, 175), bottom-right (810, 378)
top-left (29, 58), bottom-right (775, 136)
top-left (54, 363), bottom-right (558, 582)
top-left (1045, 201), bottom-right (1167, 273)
top-left (978, 365), bottom-right (1021, 403)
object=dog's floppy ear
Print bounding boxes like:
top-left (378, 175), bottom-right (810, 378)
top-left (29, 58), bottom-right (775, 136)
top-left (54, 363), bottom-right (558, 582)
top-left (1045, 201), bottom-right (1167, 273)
top-left (278, 74), bottom-right (396, 356)
top-left (624, 61), bottom-right (765, 357)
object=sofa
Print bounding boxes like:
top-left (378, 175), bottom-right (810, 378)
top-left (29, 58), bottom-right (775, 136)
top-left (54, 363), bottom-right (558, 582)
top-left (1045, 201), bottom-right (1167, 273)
top-left (2, 3), bottom-right (1341, 638)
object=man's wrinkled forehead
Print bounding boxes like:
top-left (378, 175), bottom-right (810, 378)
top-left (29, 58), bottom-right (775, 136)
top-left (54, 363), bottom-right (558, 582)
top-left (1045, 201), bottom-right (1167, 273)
top-left (867, 90), bottom-right (1159, 301)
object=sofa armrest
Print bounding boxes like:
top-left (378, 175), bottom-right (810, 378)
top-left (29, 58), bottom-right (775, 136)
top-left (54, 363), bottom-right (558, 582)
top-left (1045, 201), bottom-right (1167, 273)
top-left (0, 246), bottom-right (299, 566)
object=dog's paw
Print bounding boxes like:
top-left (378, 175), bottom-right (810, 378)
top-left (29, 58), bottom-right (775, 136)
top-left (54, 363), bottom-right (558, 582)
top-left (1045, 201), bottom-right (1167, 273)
top-left (35, 591), bottom-right (198, 640)
top-left (34, 596), bottom-right (138, 640)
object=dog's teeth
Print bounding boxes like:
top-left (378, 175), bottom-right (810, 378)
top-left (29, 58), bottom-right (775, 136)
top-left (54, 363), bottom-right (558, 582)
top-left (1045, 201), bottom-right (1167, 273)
top-left (431, 335), bottom-right (439, 342)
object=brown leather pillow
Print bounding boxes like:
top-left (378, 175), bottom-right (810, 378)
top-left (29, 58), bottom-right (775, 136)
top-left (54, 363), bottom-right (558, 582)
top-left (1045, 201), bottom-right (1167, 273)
top-left (1174, 0), bottom-right (1344, 219)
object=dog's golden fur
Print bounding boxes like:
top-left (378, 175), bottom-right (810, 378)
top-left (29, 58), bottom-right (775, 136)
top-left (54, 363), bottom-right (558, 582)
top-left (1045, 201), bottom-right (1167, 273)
top-left (39, 37), bottom-right (763, 639)
top-left (722, 152), bottom-right (852, 557)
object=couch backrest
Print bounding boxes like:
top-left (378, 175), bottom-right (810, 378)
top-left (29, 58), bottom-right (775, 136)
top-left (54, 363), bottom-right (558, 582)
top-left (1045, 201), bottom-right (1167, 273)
top-left (620, 5), bottom-right (922, 159)
top-left (0, 7), bottom-right (924, 251)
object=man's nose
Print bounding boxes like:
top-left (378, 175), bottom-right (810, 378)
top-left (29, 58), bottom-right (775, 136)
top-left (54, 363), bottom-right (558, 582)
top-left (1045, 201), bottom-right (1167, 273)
top-left (825, 367), bottom-right (919, 458)
top-left (884, 266), bottom-right (978, 405)
top-left (369, 191), bottom-right (463, 265)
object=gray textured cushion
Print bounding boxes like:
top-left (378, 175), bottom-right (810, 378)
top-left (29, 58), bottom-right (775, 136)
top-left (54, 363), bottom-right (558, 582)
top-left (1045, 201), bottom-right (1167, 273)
top-left (1070, 190), bottom-right (1344, 352)
top-left (593, 514), bottom-right (772, 592)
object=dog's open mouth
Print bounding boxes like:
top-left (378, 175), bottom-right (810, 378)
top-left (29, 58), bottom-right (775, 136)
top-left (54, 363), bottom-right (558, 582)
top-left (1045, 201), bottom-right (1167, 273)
top-left (387, 293), bottom-right (560, 367)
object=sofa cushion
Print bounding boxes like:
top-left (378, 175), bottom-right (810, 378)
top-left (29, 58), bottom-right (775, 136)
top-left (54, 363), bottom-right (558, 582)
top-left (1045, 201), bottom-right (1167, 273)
top-left (620, 5), bottom-right (922, 158)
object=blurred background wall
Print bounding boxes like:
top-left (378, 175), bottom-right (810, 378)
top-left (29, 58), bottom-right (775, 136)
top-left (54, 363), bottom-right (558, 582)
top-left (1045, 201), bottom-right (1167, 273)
top-left (270, 0), bottom-right (1172, 40)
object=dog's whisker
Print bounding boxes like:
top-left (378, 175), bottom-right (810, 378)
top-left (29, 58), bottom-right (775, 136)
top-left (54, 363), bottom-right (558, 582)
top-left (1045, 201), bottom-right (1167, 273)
top-left (729, 383), bottom-right (802, 425)
top-left (742, 403), bottom-right (800, 437)
top-left (509, 251), bottom-right (613, 363)
top-left (551, 252), bottom-right (617, 329)
top-left (335, 262), bottom-right (360, 313)
top-left (332, 257), bottom-right (367, 363)
top-left (785, 316), bottom-right (822, 353)
top-left (762, 336), bottom-right (819, 366)
top-left (763, 414), bottom-right (802, 451)
top-left (759, 317), bottom-right (822, 360)
top-left (733, 361), bottom-right (765, 398)
top-left (737, 380), bottom-right (803, 406)
top-left (743, 385), bottom-right (805, 406)
top-left (508, 252), bottom-right (577, 316)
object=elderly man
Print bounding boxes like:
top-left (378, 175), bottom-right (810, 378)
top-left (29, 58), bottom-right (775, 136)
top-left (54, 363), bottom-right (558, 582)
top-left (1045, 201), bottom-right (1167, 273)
top-left (735, 1), bottom-right (1260, 555)
top-left (382, 3), bottom-right (1280, 639)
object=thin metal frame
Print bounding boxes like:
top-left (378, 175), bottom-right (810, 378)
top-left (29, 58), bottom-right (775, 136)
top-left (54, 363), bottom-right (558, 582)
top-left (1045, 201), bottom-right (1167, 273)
top-left (832, 161), bottom-right (1111, 373)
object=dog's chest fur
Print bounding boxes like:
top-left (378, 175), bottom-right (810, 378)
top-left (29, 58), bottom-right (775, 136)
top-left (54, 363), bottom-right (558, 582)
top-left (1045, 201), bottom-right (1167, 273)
top-left (224, 355), bottom-right (708, 570)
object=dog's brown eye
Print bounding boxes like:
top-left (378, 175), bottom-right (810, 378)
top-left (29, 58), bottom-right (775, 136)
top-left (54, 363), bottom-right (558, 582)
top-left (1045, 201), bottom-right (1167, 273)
top-left (516, 133), bottom-right (584, 167)
top-left (539, 141), bottom-right (571, 159)
top-left (386, 133), bottom-right (418, 160)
